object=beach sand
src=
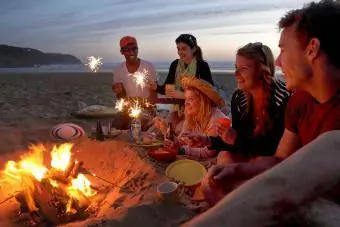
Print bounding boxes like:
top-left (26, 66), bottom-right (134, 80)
top-left (0, 72), bottom-right (236, 226)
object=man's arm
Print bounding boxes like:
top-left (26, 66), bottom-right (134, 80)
top-left (183, 130), bottom-right (340, 227)
top-left (235, 128), bottom-right (301, 179)
top-left (147, 64), bottom-right (158, 103)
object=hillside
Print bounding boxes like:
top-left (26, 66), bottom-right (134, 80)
top-left (0, 45), bottom-right (81, 67)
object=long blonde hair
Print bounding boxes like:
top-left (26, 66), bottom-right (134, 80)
top-left (236, 42), bottom-right (275, 136)
top-left (184, 88), bottom-right (215, 133)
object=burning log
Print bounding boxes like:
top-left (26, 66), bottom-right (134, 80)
top-left (2, 143), bottom-right (97, 225)
top-left (48, 169), bottom-right (70, 184)
top-left (14, 177), bottom-right (91, 225)
top-left (64, 156), bottom-right (75, 178)
top-left (71, 161), bottom-right (83, 179)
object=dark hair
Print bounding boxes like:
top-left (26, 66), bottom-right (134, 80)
top-left (237, 42), bottom-right (275, 136)
top-left (278, 0), bottom-right (340, 68)
top-left (175, 34), bottom-right (203, 61)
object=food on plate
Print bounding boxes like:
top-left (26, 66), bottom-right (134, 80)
top-left (216, 118), bottom-right (231, 128)
top-left (140, 132), bottom-right (158, 145)
top-left (154, 148), bottom-right (170, 154)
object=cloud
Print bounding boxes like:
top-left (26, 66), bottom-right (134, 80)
top-left (0, 0), bottom-right (312, 60)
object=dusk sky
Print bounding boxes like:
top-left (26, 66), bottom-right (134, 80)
top-left (1, 0), bottom-right (312, 63)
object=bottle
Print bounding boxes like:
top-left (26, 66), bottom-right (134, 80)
top-left (130, 118), bottom-right (142, 144)
top-left (165, 123), bottom-right (175, 141)
top-left (96, 120), bottom-right (105, 141)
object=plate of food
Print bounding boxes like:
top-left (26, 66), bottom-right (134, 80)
top-left (133, 133), bottom-right (164, 147)
top-left (133, 140), bottom-right (164, 148)
top-left (148, 147), bottom-right (177, 162)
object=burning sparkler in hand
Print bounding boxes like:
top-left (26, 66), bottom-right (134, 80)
top-left (131, 69), bottom-right (148, 89)
top-left (86, 56), bottom-right (103, 72)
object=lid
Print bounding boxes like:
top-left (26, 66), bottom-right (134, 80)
top-left (165, 159), bottom-right (207, 187)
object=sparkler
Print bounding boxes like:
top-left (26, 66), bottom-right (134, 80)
top-left (115, 98), bottom-right (126, 112)
top-left (128, 101), bottom-right (142, 118)
top-left (86, 56), bottom-right (103, 72)
top-left (115, 97), bottom-right (154, 119)
top-left (130, 69), bottom-right (148, 89)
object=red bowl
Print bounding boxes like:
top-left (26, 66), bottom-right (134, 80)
top-left (217, 118), bottom-right (231, 128)
top-left (148, 148), bottom-right (177, 162)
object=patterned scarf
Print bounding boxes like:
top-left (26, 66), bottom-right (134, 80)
top-left (171, 59), bottom-right (197, 116)
top-left (174, 58), bottom-right (197, 90)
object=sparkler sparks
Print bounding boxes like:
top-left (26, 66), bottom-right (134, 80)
top-left (128, 101), bottom-right (142, 118)
top-left (86, 56), bottom-right (103, 72)
top-left (115, 97), bottom-right (154, 119)
top-left (131, 69), bottom-right (148, 89)
top-left (115, 99), bottom-right (126, 112)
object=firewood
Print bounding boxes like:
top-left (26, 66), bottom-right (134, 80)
top-left (48, 169), bottom-right (70, 184)
top-left (71, 161), bottom-right (84, 179)
top-left (64, 159), bottom-right (75, 178)
top-left (32, 179), bottom-right (60, 224)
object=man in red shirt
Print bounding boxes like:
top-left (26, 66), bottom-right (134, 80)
top-left (184, 0), bottom-right (340, 226)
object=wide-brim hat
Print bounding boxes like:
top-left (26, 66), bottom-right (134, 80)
top-left (180, 77), bottom-right (225, 108)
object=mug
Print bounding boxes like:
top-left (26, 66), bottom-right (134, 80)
top-left (156, 181), bottom-right (184, 205)
top-left (165, 84), bottom-right (175, 92)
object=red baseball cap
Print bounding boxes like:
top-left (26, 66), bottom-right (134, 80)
top-left (120, 36), bottom-right (137, 48)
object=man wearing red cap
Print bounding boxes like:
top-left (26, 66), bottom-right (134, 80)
top-left (112, 36), bottom-right (157, 101)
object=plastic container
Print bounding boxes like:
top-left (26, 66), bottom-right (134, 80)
top-left (130, 118), bottom-right (142, 143)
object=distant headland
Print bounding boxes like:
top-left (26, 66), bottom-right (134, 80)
top-left (0, 45), bottom-right (81, 68)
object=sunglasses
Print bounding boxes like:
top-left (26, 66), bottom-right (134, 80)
top-left (121, 46), bottom-right (138, 52)
top-left (244, 42), bottom-right (267, 66)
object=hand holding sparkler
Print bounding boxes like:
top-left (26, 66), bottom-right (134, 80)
top-left (86, 56), bottom-right (103, 73)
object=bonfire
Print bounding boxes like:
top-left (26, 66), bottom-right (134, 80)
top-left (1, 143), bottom-right (97, 225)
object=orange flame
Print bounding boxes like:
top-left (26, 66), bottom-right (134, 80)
top-left (1, 143), bottom-right (96, 213)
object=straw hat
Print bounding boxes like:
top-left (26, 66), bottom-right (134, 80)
top-left (180, 77), bottom-right (225, 108)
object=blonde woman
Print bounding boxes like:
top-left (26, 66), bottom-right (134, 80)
top-left (185, 42), bottom-right (291, 206)
top-left (186, 42), bottom-right (291, 164)
top-left (163, 77), bottom-right (228, 160)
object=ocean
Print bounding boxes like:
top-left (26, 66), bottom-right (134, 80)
top-left (0, 61), bottom-right (235, 73)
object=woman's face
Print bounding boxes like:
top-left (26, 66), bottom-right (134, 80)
top-left (184, 89), bottom-right (200, 116)
top-left (234, 55), bottom-right (262, 91)
top-left (177, 42), bottom-right (195, 63)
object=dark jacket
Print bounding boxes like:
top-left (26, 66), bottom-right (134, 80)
top-left (156, 59), bottom-right (214, 94)
top-left (209, 79), bottom-right (291, 157)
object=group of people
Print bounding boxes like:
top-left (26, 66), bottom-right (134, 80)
top-left (112, 0), bottom-right (340, 225)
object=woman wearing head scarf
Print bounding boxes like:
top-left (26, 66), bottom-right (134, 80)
top-left (149, 34), bottom-right (214, 129)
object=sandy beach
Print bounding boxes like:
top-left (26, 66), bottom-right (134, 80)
top-left (0, 72), bottom-right (236, 226)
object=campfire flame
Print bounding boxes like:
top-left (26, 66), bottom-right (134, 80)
top-left (51, 143), bottom-right (72, 171)
top-left (1, 143), bottom-right (96, 214)
top-left (69, 173), bottom-right (96, 197)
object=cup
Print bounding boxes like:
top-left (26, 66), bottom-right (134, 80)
top-left (165, 84), bottom-right (175, 93)
top-left (156, 181), bottom-right (184, 205)
top-left (165, 84), bottom-right (175, 90)
top-left (101, 125), bottom-right (109, 136)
